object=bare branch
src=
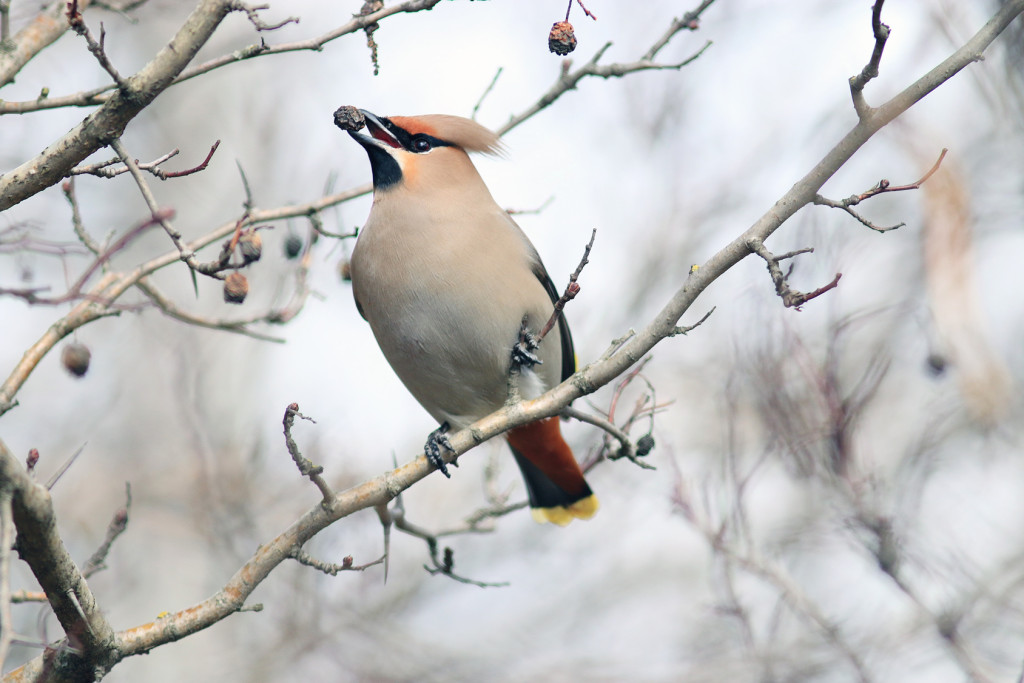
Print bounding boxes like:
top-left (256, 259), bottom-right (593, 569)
top-left (160, 140), bottom-right (221, 178)
top-left (472, 66), bottom-right (503, 120)
top-left (669, 306), bottom-right (715, 337)
top-left (232, 1), bottom-right (298, 32)
top-left (288, 548), bottom-right (383, 575)
top-left (82, 484), bottom-right (131, 579)
top-left (499, 0), bottom-right (715, 139)
top-left (5, 5), bottom-right (1024, 677)
top-left (748, 240), bottom-right (842, 309)
top-left (283, 404), bottom-right (334, 502)
top-left (73, 141), bottom-right (221, 180)
top-left (561, 405), bottom-right (654, 470)
top-left (0, 0), bottom-right (238, 210)
top-left (642, 0), bottom-right (716, 62)
top-left (814, 148), bottom-right (948, 231)
top-left (67, 0), bottom-right (129, 90)
top-left (0, 439), bottom-right (117, 675)
top-left (0, 0), bottom-right (94, 88)
top-left (133, 278), bottom-right (287, 343)
top-left (538, 228), bottom-right (595, 341)
top-left (0, 486), bottom-right (14, 671)
top-left (0, 184), bottom-right (369, 418)
top-left (389, 500), bottom-right (509, 588)
top-left (850, 0), bottom-right (892, 118)
top-left (159, 0), bottom-right (443, 88)
top-left (566, 0), bottom-right (597, 22)
top-left (0, 0), bottom-right (446, 115)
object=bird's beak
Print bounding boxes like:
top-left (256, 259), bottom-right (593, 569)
top-left (348, 110), bottom-right (402, 151)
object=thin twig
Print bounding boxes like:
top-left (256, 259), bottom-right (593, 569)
top-left (161, 140), bottom-right (221, 178)
top-left (472, 67), bottom-right (503, 120)
top-left (566, 0), bottom-right (597, 22)
top-left (850, 0), bottom-right (891, 118)
top-left (0, 487), bottom-right (14, 671)
top-left (82, 483), bottom-right (132, 579)
top-left (500, 0), bottom-right (716, 139)
top-left (232, 1), bottom-right (298, 31)
top-left (670, 306), bottom-right (716, 336)
top-left (289, 548), bottom-right (383, 575)
top-left (389, 493), bottom-right (509, 587)
top-left (283, 403), bottom-right (334, 502)
top-left (538, 228), bottom-right (595, 341)
top-left (748, 240), bottom-right (842, 310)
top-left (814, 148), bottom-right (947, 231)
top-left (67, 0), bottom-right (129, 90)
top-left (561, 406), bottom-right (655, 470)
top-left (133, 278), bottom-right (287, 343)
top-left (44, 444), bottom-right (87, 490)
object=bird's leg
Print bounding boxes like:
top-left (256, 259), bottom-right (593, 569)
top-left (511, 315), bottom-right (543, 370)
top-left (424, 421), bottom-right (454, 478)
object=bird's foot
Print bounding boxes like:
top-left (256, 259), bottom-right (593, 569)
top-left (511, 318), bottom-right (543, 370)
top-left (424, 422), bottom-right (455, 478)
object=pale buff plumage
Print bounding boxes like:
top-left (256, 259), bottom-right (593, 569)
top-left (346, 110), bottom-right (597, 524)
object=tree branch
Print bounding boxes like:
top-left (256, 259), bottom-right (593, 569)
top-left (0, 0), bottom-right (93, 88)
top-left (0, 439), bottom-right (118, 678)
top-left (0, 185), bottom-right (369, 417)
top-left (0, 0), bottom-right (234, 211)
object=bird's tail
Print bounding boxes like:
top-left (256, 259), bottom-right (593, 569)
top-left (507, 417), bottom-right (599, 526)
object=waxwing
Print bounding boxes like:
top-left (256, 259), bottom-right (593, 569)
top-left (344, 109), bottom-right (598, 526)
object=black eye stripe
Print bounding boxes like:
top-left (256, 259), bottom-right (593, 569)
top-left (378, 118), bottom-right (451, 153)
top-left (410, 133), bottom-right (447, 153)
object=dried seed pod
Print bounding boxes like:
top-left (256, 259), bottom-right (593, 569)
top-left (548, 21), bottom-right (577, 55)
top-left (238, 230), bottom-right (263, 264)
top-left (333, 106), bottom-right (366, 132)
top-left (61, 342), bottom-right (91, 377)
top-left (339, 259), bottom-right (352, 282)
top-left (284, 234), bottom-right (303, 259)
top-left (636, 433), bottom-right (655, 457)
top-left (223, 272), bottom-right (249, 304)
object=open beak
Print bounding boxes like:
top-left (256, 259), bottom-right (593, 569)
top-left (348, 110), bottom-right (402, 151)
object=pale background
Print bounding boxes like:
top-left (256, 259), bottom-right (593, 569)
top-left (2, 1), bottom-right (1023, 681)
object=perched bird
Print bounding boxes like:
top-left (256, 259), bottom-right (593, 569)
top-left (344, 109), bottom-right (597, 526)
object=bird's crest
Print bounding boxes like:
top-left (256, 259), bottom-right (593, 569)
top-left (390, 115), bottom-right (506, 157)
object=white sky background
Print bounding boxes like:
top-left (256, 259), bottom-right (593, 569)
top-left (2, 1), bottom-right (1024, 681)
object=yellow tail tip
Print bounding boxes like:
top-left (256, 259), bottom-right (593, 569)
top-left (530, 495), bottom-right (599, 526)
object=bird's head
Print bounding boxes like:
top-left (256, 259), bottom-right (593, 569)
top-left (345, 110), bottom-right (505, 192)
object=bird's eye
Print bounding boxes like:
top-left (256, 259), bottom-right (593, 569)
top-left (411, 137), bottom-right (432, 153)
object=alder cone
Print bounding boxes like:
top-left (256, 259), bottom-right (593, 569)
top-left (61, 342), bottom-right (91, 377)
top-left (224, 272), bottom-right (249, 304)
top-left (284, 234), bottom-right (303, 259)
top-left (238, 230), bottom-right (262, 264)
top-left (333, 105), bottom-right (366, 132)
top-left (548, 21), bottom-right (577, 55)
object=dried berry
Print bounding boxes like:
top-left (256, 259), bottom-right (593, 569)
top-left (926, 353), bottom-right (947, 376)
top-left (548, 21), bottom-right (577, 55)
top-left (333, 105), bottom-right (366, 132)
top-left (238, 230), bottom-right (263, 264)
top-left (61, 342), bottom-right (91, 377)
top-left (284, 234), bottom-right (303, 259)
top-left (223, 272), bottom-right (249, 304)
top-left (636, 433), bottom-right (655, 457)
top-left (339, 259), bottom-right (352, 282)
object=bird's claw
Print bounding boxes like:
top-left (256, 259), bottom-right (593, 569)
top-left (512, 319), bottom-right (543, 369)
top-left (425, 422), bottom-right (455, 478)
